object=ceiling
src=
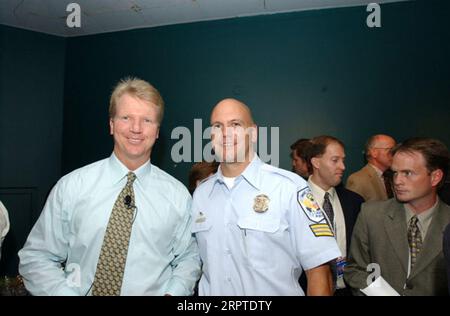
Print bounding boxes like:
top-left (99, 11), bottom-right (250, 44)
top-left (0, 0), bottom-right (409, 37)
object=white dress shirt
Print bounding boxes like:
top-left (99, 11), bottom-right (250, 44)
top-left (308, 178), bottom-right (347, 289)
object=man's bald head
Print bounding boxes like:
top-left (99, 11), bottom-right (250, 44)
top-left (366, 135), bottom-right (396, 156)
top-left (210, 98), bottom-right (257, 167)
top-left (210, 98), bottom-right (254, 126)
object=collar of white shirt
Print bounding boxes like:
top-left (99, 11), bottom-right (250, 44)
top-left (108, 153), bottom-right (152, 187)
top-left (210, 155), bottom-right (262, 195)
top-left (307, 177), bottom-right (337, 207)
top-left (369, 163), bottom-right (384, 178)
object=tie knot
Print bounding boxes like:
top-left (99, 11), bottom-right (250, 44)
top-left (409, 215), bottom-right (418, 225)
top-left (324, 192), bottom-right (331, 201)
top-left (126, 172), bottom-right (136, 186)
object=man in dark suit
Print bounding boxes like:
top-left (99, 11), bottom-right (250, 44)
top-left (444, 223), bottom-right (450, 294)
top-left (306, 135), bottom-right (364, 296)
top-left (345, 137), bottom-right (450, 296)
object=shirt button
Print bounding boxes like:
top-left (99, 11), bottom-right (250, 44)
top-left (227, 277), bottom-right (232, 282)
top-left (225, 249), bottom-right (231, 254)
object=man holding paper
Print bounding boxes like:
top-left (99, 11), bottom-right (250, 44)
top-left (345, 137), bottom-right (450, 296)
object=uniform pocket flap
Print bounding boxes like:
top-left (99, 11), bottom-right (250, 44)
top-left (237, 216), bottom-right (280, 233)
top-left (191, 220), bottom-right (212, 233)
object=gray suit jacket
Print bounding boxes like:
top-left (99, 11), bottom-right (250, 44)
top-left (345, 199), bottom-right (450, 296)
top-left (346, 164), bottom-right (387, 202)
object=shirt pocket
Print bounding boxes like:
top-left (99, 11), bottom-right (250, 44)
top-left (237, 215), bottom-right (281, 269)
top-left (191, 220), bottom-right (212, 271)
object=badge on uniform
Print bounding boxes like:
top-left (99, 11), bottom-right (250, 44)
top-left (195, 211), bottom-right (206, 223)
top-left (253, 194), bottom-right (270, 213)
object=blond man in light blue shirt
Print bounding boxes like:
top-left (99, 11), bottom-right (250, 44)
top-left (19, 78), bottom-right (201, 295)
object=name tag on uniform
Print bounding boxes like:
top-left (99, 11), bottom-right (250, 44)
top-left (336, 257), bottom-right (347, 283)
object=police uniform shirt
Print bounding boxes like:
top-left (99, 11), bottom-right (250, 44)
top-left (192, 155), bottom-right (341, 296)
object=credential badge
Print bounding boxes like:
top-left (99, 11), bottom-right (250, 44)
top-left (253, 194), bottom-right (270, 213)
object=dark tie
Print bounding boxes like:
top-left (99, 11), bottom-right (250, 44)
top-left (323, 192), bottom-right (337, 289)
top-left (407, 216), bottom-right (422, 271)
top-left (382, 169), bottom-right (394, 199)
top-left (92, 172), bottom-right (136, 296)
top-left (323, 192), bottom-right (335, 230)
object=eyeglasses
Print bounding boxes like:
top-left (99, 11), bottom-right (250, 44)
top-left (372, 147), bottom-right (393, 151)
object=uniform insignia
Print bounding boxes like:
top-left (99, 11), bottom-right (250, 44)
top-left (297, 187), bottom-right (324, 223)
top-left (309, 224), bottom-right (334, 237)
top-left (195, 211), bottom-right (206, 223)
top-left (253, 194), bottom-right (270, 213)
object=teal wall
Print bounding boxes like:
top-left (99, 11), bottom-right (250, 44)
top-left (1, 0), bottom-right (449, 276)
top-left (0, 26), bottom-right (66, 275)
top-left (62, 0), bottom-right (450, 184)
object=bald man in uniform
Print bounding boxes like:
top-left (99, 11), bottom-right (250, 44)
top-left (192, 98), bottom-right (341, 296)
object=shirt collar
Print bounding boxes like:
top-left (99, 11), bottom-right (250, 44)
top-left (208, 155), bottom-right (262, 196)
top-left (241, 155), bottom-right (263, 190)
top-left (108, 153), bottom-right (152, 185)
top-left (404, 199), bottom-right (438, 225)
top-left (369, 163), bottom-right (383, 178)
top-left (308, 177), bottom-right (336, 202)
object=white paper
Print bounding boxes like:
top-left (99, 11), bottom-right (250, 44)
top-left (360, 276), bottom-right (400, 296)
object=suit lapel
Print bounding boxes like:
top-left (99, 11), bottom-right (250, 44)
top-left (366, 164), bottom-right (387, 200)
top-left (335, 187), bottom-right (357, 248)
top-left (409, 202), bottom-right (447, 279)
top-left (384, 201), bottom-right (409, 275)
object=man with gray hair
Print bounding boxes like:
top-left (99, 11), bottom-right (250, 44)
top-left (346, 134), bottom-right (396, 201)
top-left (19, 77), bottom-right (201, 296)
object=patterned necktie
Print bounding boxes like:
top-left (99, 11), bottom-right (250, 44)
top-left (407, 216), bottom-right (422, 271)
top-left (323, 192), bottom-right (335, 230)
top-left (92, 172), bottom-right (136, 296)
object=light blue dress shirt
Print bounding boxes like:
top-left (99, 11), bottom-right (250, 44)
top-left (19, 153), bottom-right (201, 295)
top-left (192, 156), bottom-right (341, 296)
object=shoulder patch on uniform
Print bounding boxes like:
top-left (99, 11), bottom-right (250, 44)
top-left (297, 187), bottom-right (325, 223)
top-left (309, 223), bottom-right (334, 237)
